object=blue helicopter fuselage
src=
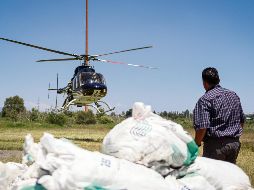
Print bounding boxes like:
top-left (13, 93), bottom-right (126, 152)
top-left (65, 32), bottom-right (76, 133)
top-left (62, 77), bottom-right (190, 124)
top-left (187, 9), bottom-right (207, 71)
top-left (71, 65), bottom-right (107, 105)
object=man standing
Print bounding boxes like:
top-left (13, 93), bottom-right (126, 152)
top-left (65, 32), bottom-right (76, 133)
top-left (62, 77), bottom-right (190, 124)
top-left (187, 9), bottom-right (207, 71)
top-left (193, 67), bottom-right (245, 164)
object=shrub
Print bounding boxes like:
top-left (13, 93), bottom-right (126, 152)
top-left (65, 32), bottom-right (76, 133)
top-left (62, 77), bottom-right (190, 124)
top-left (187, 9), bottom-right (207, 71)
top-left (29, 108), bottom-right (40, 121)
top-left (75, 110), bottom-right (97, 125)
top-left (98, 115), bottom-right (114, 124)
top-left (63, 110), bottom-right (74, 117)
top-left (173, 118), bottom-right (193, 128)
top-left (46, 112), bottom-right (66, 126)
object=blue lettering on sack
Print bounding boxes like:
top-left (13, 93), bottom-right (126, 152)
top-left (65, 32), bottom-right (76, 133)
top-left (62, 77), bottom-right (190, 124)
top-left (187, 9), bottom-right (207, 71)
top-left (101, 158), bottom-right (111, 167)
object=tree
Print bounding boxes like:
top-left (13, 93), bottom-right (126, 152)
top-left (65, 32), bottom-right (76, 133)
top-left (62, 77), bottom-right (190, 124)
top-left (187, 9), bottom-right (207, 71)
top-left (2, 95), bottom-right (26, 120)
top-left (125, 109), bottom-right (132, 118)
top-left (183, 109), bottom-right (190, 118)
top-left (160, 111), bottom-right (168, 118)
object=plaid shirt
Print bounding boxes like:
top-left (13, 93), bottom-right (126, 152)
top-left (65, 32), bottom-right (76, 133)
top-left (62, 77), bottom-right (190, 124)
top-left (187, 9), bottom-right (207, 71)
top-left (193, 85), bottom-right (245, 138)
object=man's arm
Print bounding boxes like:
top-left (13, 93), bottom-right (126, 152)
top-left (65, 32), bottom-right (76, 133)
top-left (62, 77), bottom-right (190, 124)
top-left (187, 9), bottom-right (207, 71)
top-left (195, 128), bottom-right (207, 146)
top-left (239, 96), bottom-right (245, 128)
top-left (193, 98), bottom-right (211, 146)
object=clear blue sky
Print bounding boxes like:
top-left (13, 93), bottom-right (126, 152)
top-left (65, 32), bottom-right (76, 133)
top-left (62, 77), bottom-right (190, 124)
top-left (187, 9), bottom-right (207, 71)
top-left (0, 0), bottom-right (253, 113)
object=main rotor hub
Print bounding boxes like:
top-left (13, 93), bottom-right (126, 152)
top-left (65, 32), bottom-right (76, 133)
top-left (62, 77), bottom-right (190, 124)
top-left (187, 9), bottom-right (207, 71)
top-left (74, 65), bottom-right (95, 75)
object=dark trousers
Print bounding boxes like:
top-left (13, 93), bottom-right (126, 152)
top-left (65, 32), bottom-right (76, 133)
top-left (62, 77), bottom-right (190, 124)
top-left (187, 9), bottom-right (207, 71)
top-left (203, 136), bottom-right (241, 164)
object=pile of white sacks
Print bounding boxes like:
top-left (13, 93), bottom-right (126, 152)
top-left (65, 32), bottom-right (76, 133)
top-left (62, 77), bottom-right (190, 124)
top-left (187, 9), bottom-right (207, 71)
top-left (0, 102), bottom-right (253, 190)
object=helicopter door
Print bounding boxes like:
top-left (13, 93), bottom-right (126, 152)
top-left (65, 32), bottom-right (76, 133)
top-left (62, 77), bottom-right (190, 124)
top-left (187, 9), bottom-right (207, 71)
top-left (72, 76), bottom-right (80, 90)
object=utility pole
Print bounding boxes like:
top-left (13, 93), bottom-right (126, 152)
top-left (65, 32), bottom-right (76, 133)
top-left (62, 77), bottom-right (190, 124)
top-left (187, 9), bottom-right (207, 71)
top-left (37, 97), bottom-right (40, 111)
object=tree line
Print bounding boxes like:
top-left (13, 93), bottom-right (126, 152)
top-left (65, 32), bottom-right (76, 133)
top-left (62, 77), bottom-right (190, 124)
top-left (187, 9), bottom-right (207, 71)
top-left (0, 95), bottom-right (253, 128)
top-left (0, 95), bottom-right (116, 126)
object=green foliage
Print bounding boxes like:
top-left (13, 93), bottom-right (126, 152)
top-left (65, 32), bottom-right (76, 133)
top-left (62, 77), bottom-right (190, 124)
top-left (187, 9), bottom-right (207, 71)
top-left (75, 110), bottom-right (97, 125)
top-left (98, 115), bottom-right (114, 124)
top-left (96, 108), bottom-right (106, 118)
top-left (173, 118), bottom-right (193, 128)
top-left (2, 95), bottom-right (26, 121)
top-left (159, 110), bottom-right (192, 120)
top-left (245, 120), bottom-right (254, 130)
top-left (160, 111), bottom-right (168, 118)
top-left (125, 109), bottom-right (132, 118)
top-left (29, 108), bottom-right (40, 121)
top-left (46, 112), bottom-right (67, 126)
top-left (62, 110), bottom-right (74, 117)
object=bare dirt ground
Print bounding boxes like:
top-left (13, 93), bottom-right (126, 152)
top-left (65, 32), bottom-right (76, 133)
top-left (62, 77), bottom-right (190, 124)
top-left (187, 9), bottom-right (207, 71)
top-left (0, 150), bottom-right (22, 163)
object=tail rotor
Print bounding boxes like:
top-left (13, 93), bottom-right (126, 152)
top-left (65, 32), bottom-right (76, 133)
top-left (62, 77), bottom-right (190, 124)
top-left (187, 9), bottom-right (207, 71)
top-left (48, 73), bottom-right (59, 109)
top-left (55, 73), bottom-right (59, 108)
top-left (48, 83), bottom-right (50, 100)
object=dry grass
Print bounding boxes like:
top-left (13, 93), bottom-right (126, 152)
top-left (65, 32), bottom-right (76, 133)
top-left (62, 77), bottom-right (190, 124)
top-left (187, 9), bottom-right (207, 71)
top-left (0, 126), bottom-right (108, 150)
top-left (0, 125), bottom-right (253, 185)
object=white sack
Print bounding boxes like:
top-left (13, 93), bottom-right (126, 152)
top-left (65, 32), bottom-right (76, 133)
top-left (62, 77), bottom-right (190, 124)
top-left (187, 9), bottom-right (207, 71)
top-left (168, 157), bottom-right (253, 190)
top-left (0, 162), bottom-right (27, 190)
top-left (19, 133), bottom-right (182, 190)
top-left (102, 102), bottom-right (198, 176)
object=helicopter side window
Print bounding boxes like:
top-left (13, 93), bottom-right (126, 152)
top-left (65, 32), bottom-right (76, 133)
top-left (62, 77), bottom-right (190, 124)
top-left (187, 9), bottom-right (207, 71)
top-left (76, 76), bottom-right (80, 88)
top-left (72, 78), bottom-right (75, 89)
top-left (73, 77), bottom-right (77, 89)
top-left (79, 74), bottom-right (84, 86)
top-left (97, 73), bottom-right (106, 85)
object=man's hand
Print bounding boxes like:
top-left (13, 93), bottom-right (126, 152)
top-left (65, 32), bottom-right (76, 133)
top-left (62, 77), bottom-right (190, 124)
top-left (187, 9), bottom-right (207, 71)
top-left (195, 128), bottom-right (207, 146)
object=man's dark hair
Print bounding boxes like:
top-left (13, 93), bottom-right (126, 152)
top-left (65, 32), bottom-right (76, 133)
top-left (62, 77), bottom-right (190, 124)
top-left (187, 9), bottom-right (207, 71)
top-left (202, 67), bottom-right (220, 85)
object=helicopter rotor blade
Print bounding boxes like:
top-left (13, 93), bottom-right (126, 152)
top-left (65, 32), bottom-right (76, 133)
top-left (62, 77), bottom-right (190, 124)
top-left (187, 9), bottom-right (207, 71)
top-left (0, 37), bottom-right (79, 58)
top-left (95, 58), bottom-right (158, 69)
top-left (37, 57), bottom-right (80, 62)
top-left (92, 46), bottom-right (153, 57)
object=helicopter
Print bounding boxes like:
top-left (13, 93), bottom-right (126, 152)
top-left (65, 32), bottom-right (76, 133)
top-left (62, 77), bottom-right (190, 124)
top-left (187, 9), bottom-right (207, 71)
top-left (0, 0), bottom-right (156, 113)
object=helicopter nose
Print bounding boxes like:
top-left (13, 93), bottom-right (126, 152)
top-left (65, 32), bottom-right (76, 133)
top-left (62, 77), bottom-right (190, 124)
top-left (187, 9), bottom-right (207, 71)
top-left (82, 83), bottom-right (107, 96)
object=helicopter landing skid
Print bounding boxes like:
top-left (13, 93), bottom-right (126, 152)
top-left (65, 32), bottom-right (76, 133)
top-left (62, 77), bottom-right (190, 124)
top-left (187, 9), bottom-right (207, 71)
top-left (59, 98), bottom-right (114, 114)
top-left (88, 101), bottom-right (115, 114)
top-left (58, 98), bottom-right (77, 111)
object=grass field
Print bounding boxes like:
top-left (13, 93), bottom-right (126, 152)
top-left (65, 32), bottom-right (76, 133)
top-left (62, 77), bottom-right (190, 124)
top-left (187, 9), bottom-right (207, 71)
top-left (0, 119), bottom-right (253, 185)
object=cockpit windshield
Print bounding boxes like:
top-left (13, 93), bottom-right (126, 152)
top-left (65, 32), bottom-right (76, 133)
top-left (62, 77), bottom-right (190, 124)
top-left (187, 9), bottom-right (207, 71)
top-left (79, 72), bottom-right (106, 85)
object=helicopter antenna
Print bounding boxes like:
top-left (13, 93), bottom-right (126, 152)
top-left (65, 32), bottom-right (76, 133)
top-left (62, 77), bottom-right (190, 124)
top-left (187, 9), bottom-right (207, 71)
top-left (85, 0), bottom-right (89, 65)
